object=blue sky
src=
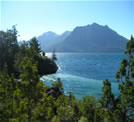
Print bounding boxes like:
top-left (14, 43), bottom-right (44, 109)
top-left (1, 0), bottom-right (134, 41)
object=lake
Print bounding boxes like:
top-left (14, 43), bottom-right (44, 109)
top-left (41, 53), bottom-right (125, 99)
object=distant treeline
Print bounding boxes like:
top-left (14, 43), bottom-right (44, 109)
top-left (0, 26), bottom-right (134, 122)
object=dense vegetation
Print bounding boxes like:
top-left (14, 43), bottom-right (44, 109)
top-left (0, 26), bottom-right (58, 77)
top-left (0, 27), bottom-right (134, 122)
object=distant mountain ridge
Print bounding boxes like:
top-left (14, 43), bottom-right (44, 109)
top-left (37, 31), bottom-right (71, 51)
top-left (37, 23), bottom-right (128, 53)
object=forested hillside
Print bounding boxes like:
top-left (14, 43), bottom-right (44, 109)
top-left (0, 26), bottom-right (58, 77)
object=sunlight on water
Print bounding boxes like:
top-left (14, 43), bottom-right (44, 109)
top-left (42, 53), bottom-right (123, 99)
top-left (45, 53), bottom-right (52, 57)
top-left (41, 73), bottom-right (119, 99)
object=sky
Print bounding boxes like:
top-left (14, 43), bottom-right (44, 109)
top-left (1, 0), bottom-right (134, 41)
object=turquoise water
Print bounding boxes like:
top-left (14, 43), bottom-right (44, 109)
top-left (41, 53), bottom-right (125, 99)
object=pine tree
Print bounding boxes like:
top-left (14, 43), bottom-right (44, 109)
top-left (29, 37), bottom-right (41, 54)
top-left (80, 96), bottom-right (97, 121)
top-left (0, 25), bottom-right (19, 75)
top-left (115, 36), bottom-right (134, 121)
top-left (52, 49), bottom-right (57, 61)
top-left (100, 79), bottom-right (115, 121)
top-left (0, 67), bottom-right (18, 121)
top-left (19, 57), bottom-right (40, 122)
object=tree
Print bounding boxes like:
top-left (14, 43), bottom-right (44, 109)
top-left (0, 68), bottom-right (18, 121)
top-left (52, 49), bottom-right (57, 61)
top-left (0, 27), bottom-right (58, 77)
top-left (0, 71), bottom-right (10, 121)
top-left (80, 96), bottom-right (97, 121)
top-left (100, 79), bottom-right (115, 121)
top-left (0, 25), bottom-right (19, 75)
top-left (51, 78), bottom-right (64, 94)
top-left (32, 93), bottom-right (55, 122)
top-left (56, 105), bottom-right (75, 122)
top-left (115, 36), bottom-right (134, 121)
top-left (29, 37), bottom-right (41, 54)
top-left (14, 41), bottom-right (29, 77)
top-left (78, 116), bottom-right (88, 122)
top-left (19, 57), bottom-right (40, 122)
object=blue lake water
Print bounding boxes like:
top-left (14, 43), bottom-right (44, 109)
top-left (41, 53), bottom-right (125, 99)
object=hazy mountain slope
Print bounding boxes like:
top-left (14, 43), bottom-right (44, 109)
top-left (37, 31), bottom-right (58, 51)
top-left (49, 23), bottom-right (128, 53)
top-left (37, 31), bottom-right (71, 51)
top-left (39, 23), bottom-right (128, 53)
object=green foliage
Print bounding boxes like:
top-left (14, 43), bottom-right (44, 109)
top-left (80, 96), bottom-right (97, 121)
top-left (0, 25), bottom-right (19, 75)
top-left (125, 35), bottom-right (134, 55)
top-left (100, 80), bottom-right (115, 111)
top-left (30, 37), bottom-right (41, 54)
top-left (115, 36), bottom-right (134, 121)
top-left (0, 27), bottom-right (58, 77)
top-left (51, 78), bottom-right (64, 94)
top-left (78, 116), bottom-right (88, 122)
top-left (56, 105), bottom-right (75, 122)
top-left (9, 118), bottom-right (19, 122)
top-left (32, 93), bottom-right (55, 122)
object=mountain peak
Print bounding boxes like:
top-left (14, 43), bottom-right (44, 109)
top-left (90, 23), bottom-right (109, 29)
top-left (75, 23), bottom-right (105, 31)
top-left (61, 31), bottom-right (71, 36)
top-left (44, 31), bottom-right (58, 36)
top-left (92, 22), bottom-right (99, 26)
top-left (104, 25), bottom-right (109, 28)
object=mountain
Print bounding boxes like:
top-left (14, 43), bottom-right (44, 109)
top-left (37, 31), bottom-right (71, 51)
top-left (38, 23), bottom-right (128, 53)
